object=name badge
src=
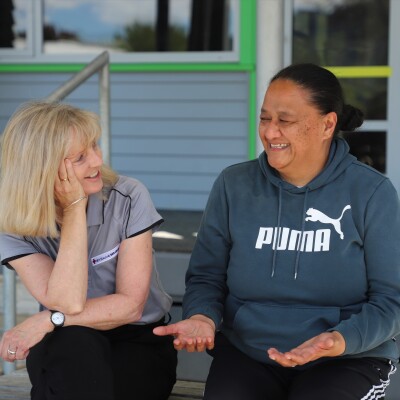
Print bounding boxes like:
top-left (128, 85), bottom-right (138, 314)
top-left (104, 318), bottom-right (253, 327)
top-left (91, 244), bottom-right (119, 266)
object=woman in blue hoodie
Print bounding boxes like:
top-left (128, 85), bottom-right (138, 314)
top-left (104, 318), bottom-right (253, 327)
top-left (154, 63), bottom-right (400, 399)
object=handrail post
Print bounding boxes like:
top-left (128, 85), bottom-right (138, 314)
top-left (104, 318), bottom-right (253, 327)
top-left (2, 268), bottom-right (16, 374)
top-left (99, 59), bottom-right (111, 166)
top-left (44, 50), bottom-right (111, 167)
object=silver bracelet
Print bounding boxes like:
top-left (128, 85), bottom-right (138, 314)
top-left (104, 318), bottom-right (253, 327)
top-left (64, 196), bottom-right (88, 210)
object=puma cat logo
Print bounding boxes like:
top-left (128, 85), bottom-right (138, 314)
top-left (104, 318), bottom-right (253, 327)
top-left (305, 205), bottom-right (351, 240)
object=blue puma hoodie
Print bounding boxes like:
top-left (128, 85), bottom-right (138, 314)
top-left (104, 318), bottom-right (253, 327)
top-left (183, 137), bottom-right (400, 365)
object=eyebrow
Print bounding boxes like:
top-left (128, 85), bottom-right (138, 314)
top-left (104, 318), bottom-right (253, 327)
top-left (66, 148), bottom-right (86, 160)
top-left (260, 108), bottom-right (296, 117)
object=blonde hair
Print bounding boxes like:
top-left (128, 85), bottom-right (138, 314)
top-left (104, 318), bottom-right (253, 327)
top-left (0, 101), bottom-right (118, 238)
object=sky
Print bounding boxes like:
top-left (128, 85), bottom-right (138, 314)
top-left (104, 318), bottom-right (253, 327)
top-left (11, 0), bottom-right (194, 43)
top-left (43, 0), bottom-right (192, 42)
top-left (10, 0), bottom-right (236, 48)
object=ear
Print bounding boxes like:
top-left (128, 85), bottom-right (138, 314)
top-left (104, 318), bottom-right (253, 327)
top-left (322, 112), bottom-right (337, 140)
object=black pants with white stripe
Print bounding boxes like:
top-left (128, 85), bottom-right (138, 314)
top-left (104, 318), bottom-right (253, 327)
top-left (204, 333), bottom-right (397, 400)
top-left (26, 320), bottom-right (177, 400)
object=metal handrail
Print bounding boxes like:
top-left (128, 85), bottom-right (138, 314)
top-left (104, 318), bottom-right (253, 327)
top-left (2, 51), bottom-right (111, 374)
top-left (45, 50), bottom-right (111, 165)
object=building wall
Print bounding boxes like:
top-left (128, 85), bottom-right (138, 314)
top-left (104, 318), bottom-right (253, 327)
top-left (0, 71), bottom-right (250, 210)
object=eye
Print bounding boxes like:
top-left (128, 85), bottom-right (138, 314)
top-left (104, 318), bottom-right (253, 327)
top-left (73, 151), bottom-right (87, 163)
top-left (279, 119), bottom-right (293, 124)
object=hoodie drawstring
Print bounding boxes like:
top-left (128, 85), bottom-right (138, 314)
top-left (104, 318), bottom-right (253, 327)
top-left (271, 185), bottom-right (310, 279)
top-left (271, 183), bottom-right (282, 277)
top-left (293, 187), bottom-right (309, 279)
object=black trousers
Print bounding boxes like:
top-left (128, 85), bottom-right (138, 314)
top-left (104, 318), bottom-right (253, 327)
top-left (204, 333), bottom-right (397, 400)
top-left (26, 320), bottom-right (177, 400)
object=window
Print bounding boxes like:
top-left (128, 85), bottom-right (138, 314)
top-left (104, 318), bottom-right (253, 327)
top-left (339, 131), bottom-right (386, 173)
top-left (290, 0), bottom-right (390, 172)
top-left (293, 0), bottom-right (388, 66)
top-left (0, 0), bottom-right (33, 56)
top-left (1, 0), bottom-right (239, 62)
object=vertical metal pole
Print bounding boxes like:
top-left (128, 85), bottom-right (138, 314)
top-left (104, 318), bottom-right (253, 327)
top-left (99, 59), bottom-right (111, 167)
top-left (3, 268), bottom-right (16, 374)
top-left (388, 0), bottom-right (400, 193)
top-left (283, 0), bottom-right (293, 67)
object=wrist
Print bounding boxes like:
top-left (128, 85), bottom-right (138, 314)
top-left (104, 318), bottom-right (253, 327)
top-left (41, 310), bottom-right (56, 332)
top-left (49, 310), bottom-right (65, 329)
top-left (63, 195), bottom-right (88, 211)
top-left (189, 314), bottom-right (216, 331)
top-left (331, 330), bottom-right (346, 355)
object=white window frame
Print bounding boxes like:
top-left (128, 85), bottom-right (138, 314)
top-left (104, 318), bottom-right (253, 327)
top-left (283, 0), bottom-right (400, 192)
top-left (1, 0), bottom-right (240, 64)
top-left (387, 0), bottom-right (400, 193)
top-left (0, 0), bottom-right (35, 58)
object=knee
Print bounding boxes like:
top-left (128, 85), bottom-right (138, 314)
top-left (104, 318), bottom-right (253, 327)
top-left (46, 326), bottom-right (110, 360)
top-left (27, 327), bottom-right (115, 399)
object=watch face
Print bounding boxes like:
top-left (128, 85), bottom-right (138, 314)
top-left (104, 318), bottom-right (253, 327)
top-left (51, 312), bottom-right (65, 326)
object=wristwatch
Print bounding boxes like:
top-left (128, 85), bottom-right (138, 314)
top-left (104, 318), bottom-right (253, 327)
top-left (50, 310), bottom-right (65, 328)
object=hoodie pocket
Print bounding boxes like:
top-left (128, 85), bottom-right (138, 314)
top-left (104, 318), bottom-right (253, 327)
top-left (232, 302), bottom-right (340, 353)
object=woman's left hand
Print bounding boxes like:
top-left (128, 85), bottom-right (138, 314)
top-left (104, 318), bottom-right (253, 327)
top-left (0, 311), bottom-right (53, 362)
top-left (267, 331), bottom-right (346, 367)
top-left (54, 158), bottom-right (86, 210)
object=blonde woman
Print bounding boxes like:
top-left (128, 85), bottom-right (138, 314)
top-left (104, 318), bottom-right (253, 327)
top-left (0, 101), bottom-right (177, 400)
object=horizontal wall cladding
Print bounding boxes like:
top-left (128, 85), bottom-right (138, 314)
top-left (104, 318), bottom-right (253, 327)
top-left (0, 71), bottom-right (249, 210)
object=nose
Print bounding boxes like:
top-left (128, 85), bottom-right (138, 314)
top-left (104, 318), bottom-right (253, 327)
top-left (259, 119), bottom-right (281, 140)
top-left (88, 147), bottom-right (103, 167)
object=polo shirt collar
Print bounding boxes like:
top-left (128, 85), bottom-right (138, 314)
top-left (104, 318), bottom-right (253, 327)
top-left (86, 193), bottom-right (104, 227)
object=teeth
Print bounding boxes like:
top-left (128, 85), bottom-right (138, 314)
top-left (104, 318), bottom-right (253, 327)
top-left (89, 171), bottom-right (98, 178)
top-left (271, 144), bottom-right (289, 149)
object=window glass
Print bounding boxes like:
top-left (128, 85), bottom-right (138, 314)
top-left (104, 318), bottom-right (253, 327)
top-left (0, 0), bottom-right (30, 51)
top-left (292, 1), bottom-right (389, 121)
top-left (339, 131), bottom-right (386, 173)
top-left (43, 0), bottom-right (235, 54)
top-left (339, 78), bottom-right (387, 120)
top-left (292, 0), bottom-right (389, 66)
top-left (292, 0), bottom-right (389, 173)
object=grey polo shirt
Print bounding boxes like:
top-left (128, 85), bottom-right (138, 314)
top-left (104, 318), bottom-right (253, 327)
top-left (0, 175), bottom-right (172, 324)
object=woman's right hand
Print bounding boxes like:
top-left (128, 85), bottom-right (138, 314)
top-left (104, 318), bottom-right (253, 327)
top-left (153, 314), bottom-right (216, 352)
top-left (54, 158), bottom-right (86, 210)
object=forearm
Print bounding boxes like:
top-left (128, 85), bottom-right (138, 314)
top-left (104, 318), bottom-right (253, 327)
top-left (63, 293), bottom-right (147, 330)
top-left (47, 205), bottom-right (88, 313)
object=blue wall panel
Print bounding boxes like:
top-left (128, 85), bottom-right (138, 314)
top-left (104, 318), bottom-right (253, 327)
top-left (0, 71), bottom-right (249, 210)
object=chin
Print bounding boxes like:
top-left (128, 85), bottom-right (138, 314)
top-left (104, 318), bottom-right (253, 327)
top-left (267, 159), bottom-right (285, 171)
top-left (84, 182), bottom-right (104, 195)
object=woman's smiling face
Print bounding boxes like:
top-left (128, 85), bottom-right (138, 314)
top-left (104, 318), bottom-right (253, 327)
top-left (259, 79), bottom-right (337, 186)
top-left (66, 130), bottom-right (104, 195)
